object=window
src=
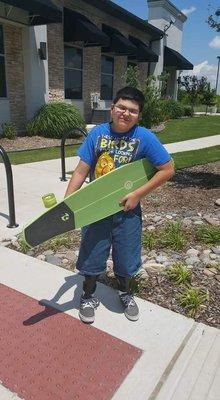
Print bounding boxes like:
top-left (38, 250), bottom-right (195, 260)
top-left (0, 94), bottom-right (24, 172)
top-left (101, 55), bottom-right (114, 100)
top-left (64, 45), bottom-right (83, 99)
top-left (0, 25), bottom-right (7, 98)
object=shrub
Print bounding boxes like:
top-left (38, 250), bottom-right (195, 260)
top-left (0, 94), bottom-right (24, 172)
top-left (196, 224), bottom-right (220, 245)
top-left (142, 230), bottom-right (157, 250)
top-left (2, 122), bottom-right (17, 139)
top-left (166, 263), bottom-right (191, 285)
top-left (26, 101), bottom-right (86, 138)
top-left (161, 99), bottom-right (184, 120)
top-left (177, 287), bottom-right (208, 317)
top-left (159, 221), bottom-right (187, 250)
top-left (141, 76), bottom-right (164, 128)
top-left (183, 105), bottom-right (193, 117)
top-left (125, 65), bottom-right (140, 89)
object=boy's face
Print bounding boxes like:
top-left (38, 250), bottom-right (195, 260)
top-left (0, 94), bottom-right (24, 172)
top-left (111, 98), bottom-right (140, 133)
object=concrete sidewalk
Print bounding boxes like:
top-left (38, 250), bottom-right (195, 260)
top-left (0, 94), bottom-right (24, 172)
top-left (0, 135), bottom-right (219, 399)
top-left (0, 134), bottom-right (219, 240)
top-left (0, 246), bottom-right (219, 400)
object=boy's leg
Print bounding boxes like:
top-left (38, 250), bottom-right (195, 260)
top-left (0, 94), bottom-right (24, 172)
top-left (79, 274), bottom-right (100, 323)
top-left (112, 205), bottom-right (142, 321)
top-left (77, 217), bottom-right (112, 323)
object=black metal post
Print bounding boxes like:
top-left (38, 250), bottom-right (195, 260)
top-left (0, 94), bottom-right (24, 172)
top-left (0, 145), bottom-right (19, 228)
top-left (60, 127), bottom-right (88, 182)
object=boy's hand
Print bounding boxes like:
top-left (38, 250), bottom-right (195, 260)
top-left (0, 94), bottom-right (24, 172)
top-left (119, 192), bottom-right (141, 212)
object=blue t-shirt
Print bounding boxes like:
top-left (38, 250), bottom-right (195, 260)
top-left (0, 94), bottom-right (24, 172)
top-left (77, 123), bottom-right (171, 179)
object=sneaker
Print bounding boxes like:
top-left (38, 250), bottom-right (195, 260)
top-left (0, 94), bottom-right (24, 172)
top-left (119, 292), bottom-right (139, 321)
top-left (79, 295), bottom-right (100, 324)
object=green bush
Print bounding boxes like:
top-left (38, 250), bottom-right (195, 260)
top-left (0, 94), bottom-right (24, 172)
top-left (26, 101), bottom-right (86, 138)
top-left (1, 122), bottom-right (17, 139)
top-left (196, 224), bottom-right (220, 245)
top-left (141, 76), bottom-right (164, 128)
top-left (161, 99), bottom-right (184, 120)
top-left (125, 65), bottom-right (140, 89)
top-left (183, 105), bottom-right (193, 117)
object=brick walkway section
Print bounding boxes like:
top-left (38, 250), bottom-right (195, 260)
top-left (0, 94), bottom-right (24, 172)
top-left (0, 284), bottom-right (142, 400)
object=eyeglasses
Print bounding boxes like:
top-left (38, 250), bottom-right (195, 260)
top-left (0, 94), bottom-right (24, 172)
top-left (113, 104), bottom-right (139, 116)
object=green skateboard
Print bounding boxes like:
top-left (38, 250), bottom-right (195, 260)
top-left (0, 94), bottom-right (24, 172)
top-left (23, 158), bottom-right (156, 247)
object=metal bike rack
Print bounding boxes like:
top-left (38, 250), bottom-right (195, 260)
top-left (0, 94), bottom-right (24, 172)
top-left (60, 127), bottom-right (88, 182)
top-left (0, 145), bottom-right (18, 228)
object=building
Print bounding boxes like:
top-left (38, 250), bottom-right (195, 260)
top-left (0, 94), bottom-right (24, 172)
top-left (0, 0), bottom-right (193, 132)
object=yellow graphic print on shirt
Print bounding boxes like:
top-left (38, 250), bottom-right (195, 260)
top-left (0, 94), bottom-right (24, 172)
top-left (95, 152), bottom-right (116, 178)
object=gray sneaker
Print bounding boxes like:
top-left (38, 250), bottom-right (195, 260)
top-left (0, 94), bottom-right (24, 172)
top-left (119, 292), bottom-right (139, 321)
top-left (79, 295), bottom-right (100, 323)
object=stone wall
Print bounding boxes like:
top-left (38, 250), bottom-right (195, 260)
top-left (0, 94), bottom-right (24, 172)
top-left (48, 0), bottom-right (151, 121)
top-left (47, 23), bottom-right (64, 100)
top-left (4, 24), bottom-right (26, 131)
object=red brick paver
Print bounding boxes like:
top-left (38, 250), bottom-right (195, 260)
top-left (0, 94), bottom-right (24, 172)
top-left (0, 284), bottom-right (142, 400)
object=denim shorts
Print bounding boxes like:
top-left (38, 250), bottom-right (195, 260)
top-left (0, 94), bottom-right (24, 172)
top-left (76, 204), bottom-right (142, 277)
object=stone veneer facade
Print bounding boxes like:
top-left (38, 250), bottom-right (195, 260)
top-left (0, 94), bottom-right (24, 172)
top-left (1, 0), bottom-right (156, 128)
top-left (47, 0), bottom-right (152, 122)
top-left (4, 24), bottom-right (26, 131)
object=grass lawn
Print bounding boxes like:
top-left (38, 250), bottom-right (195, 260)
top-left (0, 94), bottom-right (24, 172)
top-left (172, 146), bottom-right (220, 169)
top-left (157, 116), bottom-right (220, 144)
top-left (2, 144), bottom-right (80, 165)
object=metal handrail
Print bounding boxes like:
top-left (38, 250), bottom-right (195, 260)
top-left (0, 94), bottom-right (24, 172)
top-left (60, 127), bottom-right (88, 182)
top-left (0, 145), bottom-right (18, 228)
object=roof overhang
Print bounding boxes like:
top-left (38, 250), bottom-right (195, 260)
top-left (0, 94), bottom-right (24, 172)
top-left (164, 46), bottom-right (193, 70)
top-left (84, 0), bottom-right (164, 40)
top-left (128, 35), bottom-right (158, 62)
top-left (1, 0), bottom-right (62, 25)
top-left (102, 24), bottom-right (137, 56)
top-left (64, 8), bottom-right (109, 47)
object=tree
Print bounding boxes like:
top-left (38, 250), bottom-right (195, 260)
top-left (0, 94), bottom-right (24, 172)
top-left (207, 7), bottom-right (220, 31)
top-left (200, 83), bottom-right (216, 114)
top-left (177, 75), bottom-right (208, 114)
top-left (124, 65), bottom-right (140, 89)
top-left (141, 76), bottom-right (164, 128)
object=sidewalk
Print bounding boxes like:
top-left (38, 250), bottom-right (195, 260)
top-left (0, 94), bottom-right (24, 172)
top-left (0, 135), bottom-right (220, 399)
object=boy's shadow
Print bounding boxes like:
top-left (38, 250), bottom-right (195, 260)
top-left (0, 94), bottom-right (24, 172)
top-left (23, 273), bottom-right (123, 326)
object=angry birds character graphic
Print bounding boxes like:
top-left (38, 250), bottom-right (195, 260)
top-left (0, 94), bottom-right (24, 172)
top-left (95, 152), bottom-right (115, 178)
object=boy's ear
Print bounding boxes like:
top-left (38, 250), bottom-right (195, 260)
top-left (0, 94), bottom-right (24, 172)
top-left (111, 103), bottom-right (114, 110)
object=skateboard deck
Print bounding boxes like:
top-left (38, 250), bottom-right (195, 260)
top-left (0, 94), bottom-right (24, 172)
top-left (23, 158), bottom-right (156, 247)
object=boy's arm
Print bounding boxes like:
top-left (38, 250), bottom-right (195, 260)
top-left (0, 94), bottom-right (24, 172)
top-left (120, 160), bottom-right (175, 212)
top-left (64, 160), bottom-right (91, 198)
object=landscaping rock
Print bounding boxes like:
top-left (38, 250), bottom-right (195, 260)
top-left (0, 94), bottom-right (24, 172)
top-left (186, 248), bottom-right (200, 257)
top-left (203, 268), bottom-right (215, 277)
top-left (211, 247), bottom-right (220, 255)
top-left (203, 215), bottom-right (219, 226)
top-left (45, 255), bottom-right (61, 266)
top-left (143, 262), bottom-right (164, 273)
top-left (43, 250), bottom-right (54, 256)
top-left (36, 254), bottom-right (46, 261)
top-left (214, 199), bottom-right (220, 206)
top-left (185, 257), bottom-right (200, 266)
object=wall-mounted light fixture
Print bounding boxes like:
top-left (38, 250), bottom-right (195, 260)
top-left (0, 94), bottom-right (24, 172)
top-left (163, 17), bottom-right (176, 33)
top-left (38, 41), bottom-right (47, 60)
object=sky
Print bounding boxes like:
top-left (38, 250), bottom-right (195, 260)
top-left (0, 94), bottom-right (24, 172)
top-left (112, 0), bottom-right (220, 92)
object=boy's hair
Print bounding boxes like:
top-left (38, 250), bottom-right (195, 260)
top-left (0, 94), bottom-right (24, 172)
top-left (113, 86), bottom-right (145, 112)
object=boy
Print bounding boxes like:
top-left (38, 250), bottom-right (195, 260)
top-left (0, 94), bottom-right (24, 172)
top-left (65, 86), bottom-right (174, 324)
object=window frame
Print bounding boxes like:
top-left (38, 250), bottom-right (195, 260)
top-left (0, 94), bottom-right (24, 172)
top-left (101, 54), bottom-right (114, 101)
top-left (0, 24), bottom-right (7, 99)
top-left (64, 44), bottom-right (83, 100)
